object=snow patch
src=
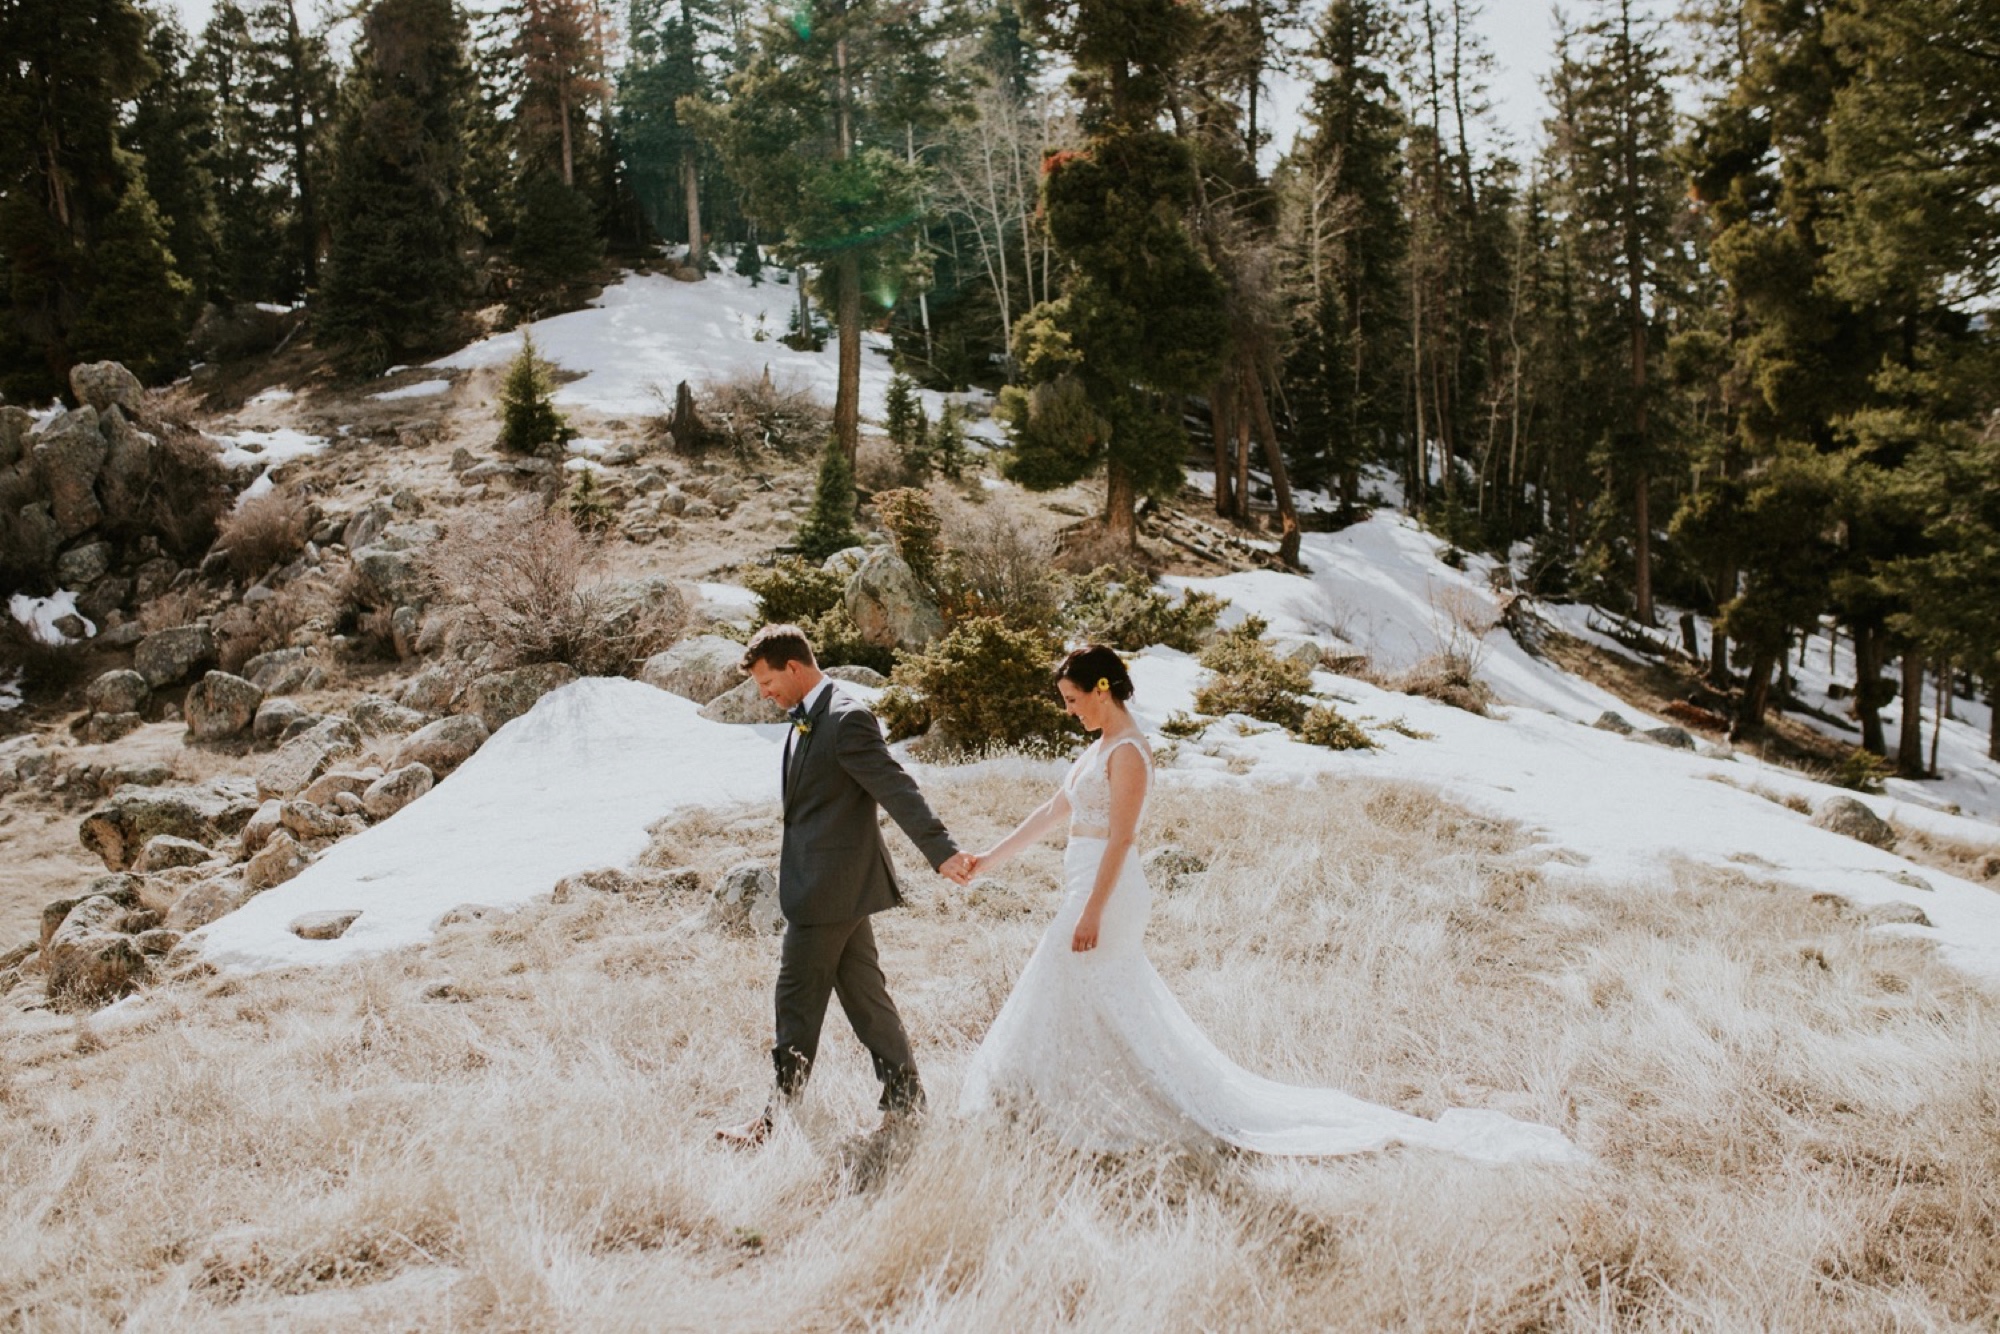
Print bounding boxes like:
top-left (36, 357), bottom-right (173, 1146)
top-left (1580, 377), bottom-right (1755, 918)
top-left (8, 590), bottom-right (92, 645)
top-left (370, 379), bottom-right (451, 402)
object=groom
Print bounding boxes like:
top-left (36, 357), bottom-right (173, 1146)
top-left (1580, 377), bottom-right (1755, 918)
top-left (717, 623), bottom-right (973, 1148)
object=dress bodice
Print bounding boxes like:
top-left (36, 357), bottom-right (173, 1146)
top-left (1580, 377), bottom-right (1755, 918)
top-left (1064, 734), bottom-right (1151, 836)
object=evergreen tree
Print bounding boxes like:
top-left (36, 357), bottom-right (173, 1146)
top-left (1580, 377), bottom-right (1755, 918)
top-left (996, 0), bottom-right (1230, 547)
top-left (194, 2), bottom-right (279, 301)
top-left (71, 182), bottom-right (194, 382)
top-left (126, 13), bottom-right (220, 321)
top-left (316, 0), bottom-right (478, 375)
top-left (512, 167), bottom-right (604, 312)
top-left (884, 371), bottom-right (919, 452)
top-left (498, 333), bottom-right (573, 454)
top-left (0, 0), bottom-right (184, 399)
top-left (242, 0), bottom-right (337, 295)
top-left (620, 0), bottom-right (723, 259)
top-left (796, 437), bottom-right (861, 560)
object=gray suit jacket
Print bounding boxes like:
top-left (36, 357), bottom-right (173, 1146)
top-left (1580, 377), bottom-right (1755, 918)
top-left (780, 685), bottom-right (957, 925)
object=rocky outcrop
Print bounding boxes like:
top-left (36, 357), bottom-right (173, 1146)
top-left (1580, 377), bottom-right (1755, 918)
top-left (256, 717), bottom-right (360, 801)
top-left (184, 671), bottom-right (264, 741)
top-left (133, 834), bottom-right (215, 873)
top-left (844, 548), bottom-right (943, 652)
top-left (393, 715), bottom-right (488, 776)
top-left (462, 662), bottom-right (578, 731)
top-left (639, 634), bottom-right (745, 705)
top-left (241, 647), bottom-right (326, 696)
top-left (69, 360), bottom-right (145, 416)
top-left (44, 894), bottom-right (149, 1009)
top-left (279, 799), bottom-right (359, 842)
top-left (80, 785), bottom-right (259, 871)
top-left (87, 669), bottom-right (150, 716)
top-left (244, 829), bottom-right (309, 891)
top-left (289, 910), bottom-right (361, 941)
top-left (32, 406), bottom-right (107, 537)
top-left (351, 695), bottom-right (427, 735)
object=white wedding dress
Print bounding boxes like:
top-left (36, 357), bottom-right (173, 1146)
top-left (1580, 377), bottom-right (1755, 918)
top-left (959, 735), bottom-right (1585, 1163)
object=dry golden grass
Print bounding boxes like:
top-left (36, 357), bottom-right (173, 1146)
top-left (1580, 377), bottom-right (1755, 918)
top-left (3, 770), bottom-right (1998, 1329)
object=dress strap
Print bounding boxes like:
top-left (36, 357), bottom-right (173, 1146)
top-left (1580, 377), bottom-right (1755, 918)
top-left (1100, 735), bottom-right (1151, 771)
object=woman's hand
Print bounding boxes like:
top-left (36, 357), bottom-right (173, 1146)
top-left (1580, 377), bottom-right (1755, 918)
top-left (1071, 908), bottom-right (1102, 953)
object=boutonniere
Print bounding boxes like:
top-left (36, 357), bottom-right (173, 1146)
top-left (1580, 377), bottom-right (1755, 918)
top-left (793, 718), bottom-right (813, 736)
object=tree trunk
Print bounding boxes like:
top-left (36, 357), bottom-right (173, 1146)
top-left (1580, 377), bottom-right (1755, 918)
top-left (834, 252), bottom-right (861, 463)
top-left (1930, 660), bottom-right (1947, 777)
top-left (285, 0), bottom-right (316, 287)
top-left (1898, 648), bottom-right (1926, 778)
top-left (1989, 678), bottom-right (1999, 762)
top-left (1731, 649), bottom-right (1775, 740)
top-left (1243, 365), bottom-right (1302, 567)
top-left (1104, 458), bottom-right (1137, 548)
top-left (1853, 623), bottom-right (1887, 755)
top-left (1211, 376), bottom-right (1236, 518)
top-left (682, 149), bottom-right (703, 266)
top-left (1234, 410), bottom-right (1252, 522)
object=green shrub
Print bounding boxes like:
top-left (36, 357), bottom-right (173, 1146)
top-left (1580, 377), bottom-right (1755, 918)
top-left (559, 468), bottom-right (615, 532)
top-left (1064, 567), bottom-right (1227, 652)
top-left (933, 402), bottom-right (967, 480)
top-left (1160, 710), bottom-right (1208, 739)
top-left (735, 241), bottom-right (763, 282)
top-left (499, 334), bottom-right (574, 456)
top-left (1192, 619), bottom-right (1311, 729)
top-left (742, 557), bottom-right (845, 626)
top-left (806, 601), bottom-right (894, 675)
top-left (1298, 703), bottom-right (1375, 750)
top-left (1833, 746), bottom-right (1890, 795)
top-left (879, 617), bottom-right (1073, 753)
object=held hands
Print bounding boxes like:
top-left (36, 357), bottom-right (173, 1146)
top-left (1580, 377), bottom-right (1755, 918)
top-left (938, 852), bottom-right (976, 885)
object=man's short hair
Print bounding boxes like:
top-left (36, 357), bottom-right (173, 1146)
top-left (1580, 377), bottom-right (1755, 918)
top-left (741, 623), bottom-right (817, 673)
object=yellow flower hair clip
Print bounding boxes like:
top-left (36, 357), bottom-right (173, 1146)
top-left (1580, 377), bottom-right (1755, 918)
top-left (1095, 677), bottom-right (1110, 693)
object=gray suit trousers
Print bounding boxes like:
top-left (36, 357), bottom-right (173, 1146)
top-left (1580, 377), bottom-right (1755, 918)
top-left (772, 913), bottom-right (923, 1113)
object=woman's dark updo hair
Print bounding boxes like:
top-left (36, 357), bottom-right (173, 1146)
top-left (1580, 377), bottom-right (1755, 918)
top-left (1054, 644), bottom-right (1134, 702)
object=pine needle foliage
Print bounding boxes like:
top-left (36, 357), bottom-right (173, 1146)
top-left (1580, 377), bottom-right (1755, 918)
top-left (795, 438), bottom-right (861, 561)
top-left (498, 334), bottom-right (574, 456)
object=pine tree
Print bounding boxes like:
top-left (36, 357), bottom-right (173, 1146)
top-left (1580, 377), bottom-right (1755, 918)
top-left (795, 438), bottom-right (861, 560)
top-left (242, 0), bottom-right (337, 295)
top-left (498, 333), bottom-right (574, 455)
top-left (71, 183), bottom-right (195, 382)
top-left (884, 372), bottom-right (919, 453)
top-left (126, 13), bottom-right (219, 320)
top-left (316, 0), bottom-right (477, 375)
top-left (0, 0), bottom-right (185, 399)
top-left (619, 0), bottom-right (722, 259)
top-left (512, 168), bottom-right (603, 312)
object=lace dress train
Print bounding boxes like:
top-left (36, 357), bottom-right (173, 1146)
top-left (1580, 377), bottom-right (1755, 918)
top-left (958, 737), bottom-right (1584, 1164)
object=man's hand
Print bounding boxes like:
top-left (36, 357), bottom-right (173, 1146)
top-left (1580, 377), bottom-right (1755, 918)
top-left (938, 852), bottom-right (975, 885)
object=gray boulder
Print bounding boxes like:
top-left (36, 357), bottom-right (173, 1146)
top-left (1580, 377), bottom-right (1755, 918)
top-left (133, 555), bottom-right (178, 603)
top-left (397, 665), bottom-right (459, 714)
top-left (79, 713), bottom-right (143, 744)
top-left (1812, 795), bottom-right (1896, 849)
top-left (163, 873), bottom-right (257, 932)
top-left (300, 769), bottom-right (378, 807)
top-left (238, 799), bottom-right (283, 856)
top-left (69, 360), bottom-right (145, 415)
top-left (279, 798), bottom-right (359, 842)
top-left (55, 541), bottom-right (113, 586)
top-left (289, 910), bottom-right (361, 941)
top-left (1143, 844), bottom-right (1209, 892)
top-left (593, 575), bottom-right (688, 649)
top-left (463, 662), bottom-right (578, 732)
top-left (184, 671), bottom-right (264, 741)
top-left (824, 664), bottom-right (888, 688)
top-left (41, 873), bottom-right (143, 949)
top-left (80, 785), bottom-right (259, 871)
top-left (244, 829), bottom-right (308, 891)
top-left (351, 694), bottom-right (427, 735)
top-left (697, 676), bottom-right (787, 725)
top-left (393, 714), bottom-right (488, 776)
top-left (241, 646), bottom-right (325, 696)
top-left (9, 501), bottom-right (62, 572)
top-left (134, 834), bottom-right (214, 873)
top-left (252, 697), bottom-right (308, 745)
top-left (823, 546), bottom-right (869, 579)
top-left (97, 406), bottom-right (156, 522)
top-left (1641, 726), bottom-right (1697, 751)
top-left (639, 634), bottom-right (745, 704)
top-left (844, 548), bottom-right (944, 652)
top-left (31, 407), bottom-right (106, 537)
top-left (256, 716), bottom-right (360, 801)
top-left (87, 669), bottom-right (151, 716)
top-left (1591, 711), bottom-right (1635, 735)
top-left (0, 404), bottom-right (32, 468)
top-left (711, 862), bottom-right (783, 935)
top-left (362, 763), bottom-right (433, 821)
top-left (134, 625), bottom-right (218, 688)
top-left (350, 544), bottom-right (426, 609)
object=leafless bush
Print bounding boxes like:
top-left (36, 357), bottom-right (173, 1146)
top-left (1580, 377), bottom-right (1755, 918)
top-left (941, 506), bottom-right (1061, 627)
top-left (854, 435), bottom-right (905, 493)
top-left (137, 586), bottom-right (208, 633)
top-left (0, 615), bottom-right (89, 695)
top-left (214, 487), bottom-right (312, 583)
top-left (1390, 652), bottom-right (1495, 716)
top-left (425, 509), bottom-right (682, 675)
top-left (666, 369), bottom-right (832, 457)
top-left (133, 424), bottom-right (233, 564)
top-left (1053, 521), bottom-right (1151, 577)
top-left (214, 579), bottom-right (335, 673)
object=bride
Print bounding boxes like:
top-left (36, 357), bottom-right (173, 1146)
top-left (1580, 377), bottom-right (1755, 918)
top-left (958, 644), bottom-right (1584, 1163)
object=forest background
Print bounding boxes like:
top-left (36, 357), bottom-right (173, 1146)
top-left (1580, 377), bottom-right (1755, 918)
top-left (3, 0), bottom-right (1998, 773)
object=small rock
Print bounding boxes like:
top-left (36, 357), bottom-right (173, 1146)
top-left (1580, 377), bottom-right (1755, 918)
top-left (69, 360), bottom-right (145, 415)
top-left (55, 541), bottom-right (113, 586)
top-left (133, 834), bottom-right (214, 873)
top-left (393, 715), bottom-right (488, 776)
top-left (244, 829), bottom-right (308, 891)
top-left (1812, 796), bottom-right (1896, 849)
top-left (300, 768), bottom-right (379, 807)
top-left (163, 873), bottom-right (256, 932)
top-left (79, 712), bottom-right (143, 744)
top-left (397, 665), bottom-right (459, 714)
top-left (449, 447), bottom-right (474, 472)
top-left (279, 799), bottom-right (358, 842)
top-left (41, 874), bottom-right (143, 949)
top-left (823, 664), bottom-right (888, 688)
top-left (252, 697), bottom-right (308, 746)
top-left (184, 671), bottom-right (264, 741)
top-left (711, 862), bottom-right (783, 935)
top-left (1865, 901), bottom-right (1931, 928)
top-left (288, 910), bottom-right (361, 941)
top-left (256, 717), bottom-right (360, 801)
top-left (132, 928), bottom-right (182, 956)
top-left (80, 785), bottom-right (259, 871)
top-left (240, 646), bottom-right (324, 696)
top-left (134, 625), bottom-right (218, 688)
top-left (86, 669), bottom-right (150, 716)
top-left (1591, 711), bottom-right (1634, 734)
top-left (1641, 726), bottom-right (1696, 750)
top-left (362, 763), bottom-right (434, 820)
top-left (352, 694), bottom-right (427, 735)
top-left (330, 790), bottom-right (364, 816)
top-left (44, 894), bottom-right (147, 1009)
top-left (239, 799), bottom-right (284, 856)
